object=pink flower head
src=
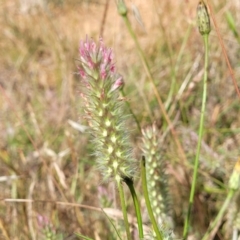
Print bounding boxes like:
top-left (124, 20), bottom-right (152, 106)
top-left (79, 37), bottom-right (116, 80)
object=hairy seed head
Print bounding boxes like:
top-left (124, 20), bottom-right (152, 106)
top-left (141, 124), bottom-right (174, 229)
top-left (79, 37), bottom-right (135, 183)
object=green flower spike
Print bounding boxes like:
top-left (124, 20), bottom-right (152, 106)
top-left (79, 37), bottom-right (136, 183)
top-left (141, 124), bottom-right (174, 230)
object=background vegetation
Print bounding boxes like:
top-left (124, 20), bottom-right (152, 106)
top-left (0, 0), bottom-right (239, 239)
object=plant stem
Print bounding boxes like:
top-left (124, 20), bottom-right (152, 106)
top-left (119, 10), bottom-right (187, 164)
top-left (141, 157), bottom-right (163, 240)
top-left (183, 34), bottom-right (209, 239)
top-left (124, 178), bottom-right (144, 239)
top-left (201, 189), bottom-right (235, 240)
top-left (117, 181), bottom-right (132, 240)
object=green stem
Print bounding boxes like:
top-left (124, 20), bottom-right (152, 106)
top-left (124, 178), bottom-right (144, 239)
top-left (118, 1), bottom-right (187, 166)
top-left (141, 157), bottom-right (163, 240)
top-left (117, 181), bottom-right (132, 240)
top-left (183, 34), bottom-right (209, 239)
top-left (201, 189), bottom-right (235, 240)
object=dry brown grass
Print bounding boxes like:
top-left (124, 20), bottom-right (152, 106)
top-left (0, 0), bottom-right (240, 239)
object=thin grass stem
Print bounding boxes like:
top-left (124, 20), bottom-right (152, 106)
top-left (117, 181), bottom-right (132, 240)
top-left (118, 4), bottom-right (187, 164)
top-left (183, 34), bottom-right (209, 239)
